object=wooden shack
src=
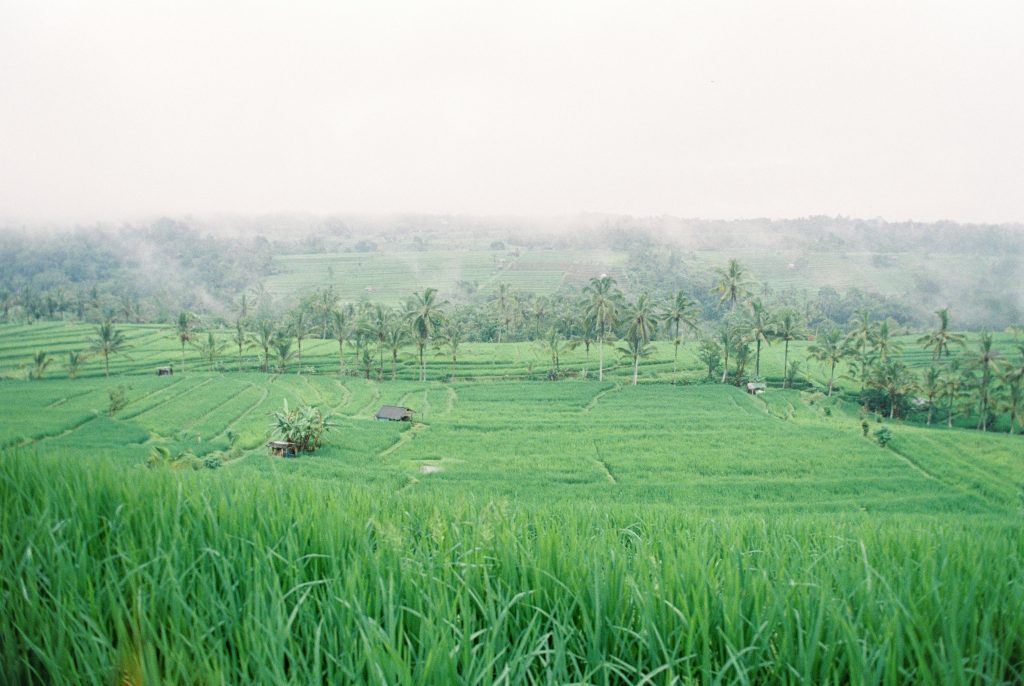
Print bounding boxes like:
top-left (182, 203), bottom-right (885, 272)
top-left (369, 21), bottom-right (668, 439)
top-left (157, 366), bottom-right (173, 376)
top-left (267, 440), bottom-right (297, 457)
top-left (375, 405), bottom-right (415, 422)
top-left (746, 382), bottom-right (767, 395)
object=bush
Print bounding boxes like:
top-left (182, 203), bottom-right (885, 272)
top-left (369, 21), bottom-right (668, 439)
top-left (874, 427), bottom-right (893, 448)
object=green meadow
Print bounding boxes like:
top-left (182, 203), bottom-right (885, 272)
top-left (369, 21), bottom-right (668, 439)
top-left (2, 321), bottom-right (1023, 683)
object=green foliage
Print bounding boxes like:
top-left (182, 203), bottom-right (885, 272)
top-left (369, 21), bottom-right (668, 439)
top-left (270, 399), bottom-right (335, 453)
top-left (874, 426), bottom-right (894, 447)
top-left (107, 386), bottom-right (128, 416)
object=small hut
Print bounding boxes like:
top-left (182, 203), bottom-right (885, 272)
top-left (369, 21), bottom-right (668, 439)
top-left (157, 366), bottom-right (173, 376)
top-left (746, 382), bottom-right (767, 395)
top-left (375, 405), bottom-right (415, 422)
top-left (266, 440), bottom-right (297, 457)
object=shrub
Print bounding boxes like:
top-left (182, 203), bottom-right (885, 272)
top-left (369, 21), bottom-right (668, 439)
top-left (874, 427), bottom-right (893, 448)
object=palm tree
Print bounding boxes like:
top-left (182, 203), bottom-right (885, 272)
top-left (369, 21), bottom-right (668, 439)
top-left (999, 363), bottom-right (1022, 435)
top-left (621, 294), bottom-right (658, 385)
top-left (917, 308), bottom-right (966, 361)
top-left (493, 283), bottom-right (513, 342)
top-left (567, 313), bottom-right (596, 378)
top-left (697, 337), bottom-right (722, 379)
top-left (617, 335), bottom-right (654, 386)
top-left (920, 366), bottom-right (944, 425)
top-left (716, 323), bottom-right (741, 384)
top-left (192, 331), bottom-right (228, 371)
top-left (408, 287), bottom-right (447, 382)
top-left (231, 318), bottom-right (249, 371)
top-left (287, 307), bottom-right (315, 375)
top-left (713, 259), bottom-right (750, 310)
top-left (436, 320), bottom-right (465, 379)
top-left (364, 303), bottom-right (390, 380)
top-left (969, 332), bottom-right (1002, 431)
top-left (775, 309), bottom-right (804, 388)
top-left (807, 328), bottom-right (845, 397)
top-left (91, 319), bottom-right (128, 377)
top-left (331, 307), bottom-right (353, 375)
top-left (64, 350), bottom-right (87, 379)
top-left (384, 318), bottom-right (409, 381)
top-left (744, 300), bottom-right (774, 379)
top-left (174, 312), bottom-right (196, 372)
top-left (541, 327), bottom-right (567, 376)
top-left (315, 286), bottom-right (339, 339)
top-left (272, 335), bottom-right (296, 374)
top-left (253, 320), bottom-right (275, 373)
top-left (941, 362), bottom-right (965, 428)
top-left (869, 359), bottom-right (917, 419)
top-left (845, 308), bottom-right (874, 392)
top-left (662, 290), bottom-right (699, 379)
top-left (582, 275), bottom-right (623, 382)
top-left (871, 319), bottom-right (903, 363)
top-left (29, 351), bottom-right (50, 380)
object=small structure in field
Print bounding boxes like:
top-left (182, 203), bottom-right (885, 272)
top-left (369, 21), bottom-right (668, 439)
top-left (157, 366), bottom-right (173, 376)
top-left (375, 405), bottom-right (415, 422)
top-left (266, 440), bottom-right (297, 458)
top-left (746, 382), bottom-right (767, 395)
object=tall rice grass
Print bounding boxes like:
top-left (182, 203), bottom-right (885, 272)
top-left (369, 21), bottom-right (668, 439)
top-left (2, 451), bottom-right (1022, 684)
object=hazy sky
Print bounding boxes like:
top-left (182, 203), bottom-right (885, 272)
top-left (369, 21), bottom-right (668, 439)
top-left (2, 0), bottom-right (1022, 223)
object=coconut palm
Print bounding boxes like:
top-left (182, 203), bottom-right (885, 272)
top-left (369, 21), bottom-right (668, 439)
top-left (436, 320), bottom-right (465, 379)
top-left (845, 308), bottom-right (874, 392)
top-left (662, 290), bottom-right (699, 378)
top-left (566, 313), bottom-right (596, 378)
top-left (64, 350), bottom-right (87, 379)
top-left (621, 294), bottom-right (658, 385)
top-left (775, 309), bottom-right (805, 388)
top-left (231, 318), bottom-right (249, 372)
top-left (272, 335), bottom-right (296, 374)
top-left (1000, 365), bottom-right (1023, 435)
top-left (541, 327), bottom-right (567, 376)
top-left (697, 337), bottom-right (722, 379)
top-left (91, 319), bottom-right (128, 377)
top-left (192, 331), bottom-right (228, 371)
top-left (330, 307), bottom-right (353, 375)
top-left (174, 312), bottom-right (196, 372)
top-left (941, 362), bottom-right (966, 428)
top-left (493, 282), bottom-right (513, 342)
top-left (617, 334), bottom-right (655, 386)
top-left (408, 287), bottom-right (447, 382)
top-left (920, 366), bottom-right (944, 425)
top-left (384, 317), bottom-right (409, 381)
top-left (744, 300), bottom-right (774, 379)
top-left (807, 328), bottom-right (845, 397)
top-left (917, 308), bottom-right (966, 361)
top-left (583, 275), bottom-right (623, 382)
top-left (713, 259), bottom-right (751, 310)
top-left (253, 319), bottom-right (276, 373)
top-left (869, 358), bottom-right (917, 419)
top-left (29, 351), bottom-right (50, 380)
top-left (287, 307), bottom-right (315, 375)
top-left (968, 332), bottom-right (1002, 431)
top-left (716, 323), bottom-right (741, 384)
top-left (871, 319), bottom-right (903, 363)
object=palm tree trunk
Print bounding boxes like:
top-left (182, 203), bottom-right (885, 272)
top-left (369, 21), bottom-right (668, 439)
top-left (755, 339), bottom-right (761, 377)
top-left (721, 349), bottom-right (729, 384)
top-left (339, 342), bottom-right (345, 375)
top-left (104, 352), bottom-right (110, 377)
top-left (181, 342), bottom-right (186, 373)
top-left (392, 352), bottom-right (398, 381)
top-left (632, 356), bottom-right (639, 385)
top-left (419, 343), bottom-right (425, 382)
top-left (598, 336), bottom-right (604, 382)
top-left (783, 340), bottom-right (790, 388)
top-left (827, 361), bottom-right (835, 397)
top-left (296, 339), bottom-right (302, 375)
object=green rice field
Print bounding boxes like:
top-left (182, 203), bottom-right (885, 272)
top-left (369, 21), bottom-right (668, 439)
top-left (1, 322), bottom-right (1022, 683)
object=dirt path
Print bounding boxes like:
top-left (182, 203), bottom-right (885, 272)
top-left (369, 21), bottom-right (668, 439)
top-left (378, 422), bottom-right (427, 459)
top-left (582, 384), bottom-right (620, 413)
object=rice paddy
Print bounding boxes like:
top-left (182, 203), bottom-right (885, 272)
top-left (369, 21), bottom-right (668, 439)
top-left (1, 321), bottom-right (1022, 683)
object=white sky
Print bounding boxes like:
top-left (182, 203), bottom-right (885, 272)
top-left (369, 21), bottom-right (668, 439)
top-left (1, 0), bottom-right (1023, 223)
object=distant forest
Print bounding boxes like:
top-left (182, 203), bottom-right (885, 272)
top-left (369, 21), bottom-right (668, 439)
top-left (1, 214), bottom-right (1021, 331)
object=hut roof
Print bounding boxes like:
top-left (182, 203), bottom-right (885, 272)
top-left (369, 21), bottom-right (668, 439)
top-left (375, 405), bottom-right (415, 421)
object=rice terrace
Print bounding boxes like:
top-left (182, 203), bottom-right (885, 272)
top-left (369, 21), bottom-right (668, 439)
top-left (4, 2), bottom-right (1024, 683)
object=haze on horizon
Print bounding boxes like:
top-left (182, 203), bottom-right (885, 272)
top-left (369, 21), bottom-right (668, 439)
top-left (1, 0), bottom-right (1023, 225)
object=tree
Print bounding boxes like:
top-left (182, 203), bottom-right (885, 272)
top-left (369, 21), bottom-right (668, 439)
top-left (697, 337), bottom-right (721, 379)
top-left (493, 283), bottom-right (513, 342)
top-left (314, 286), bottom-right (339, 339)
top-left (869, 358), bottom-right (917, 419)
top-left (174, 312), bottom-right (196, 372)
top-left (567, 313), bottom-right (596, 378)
top-left (941, 363), bottom-right (966, 428)
top-left (64, 350), bottom-right (87, 379)
top-left (253, 320), bottom-right (276, 373)
top-left (807, 328), bottom-right (845, 397)
top-left (920, 366), bottom-right (944, 425)
top-left (713, 259), bottom-right (751, 310)
top-left (272, 335), bottom-right (296, 374)
top-left (844, 308), bottom-right (874, 392)
top-left (968, 332), bottom-right (1002, 431)
top-left (287, 307), bottom-right (315, 375)
top-left (384, 317), bottom-right (409, 381)
top-left (917, 307), bottom-right (966, 361)
top-left (192, 331), bottom-right (228, 371)
top-left (716, 323), bottom-right (740, 384)
top-left (775, 309), bottom-right (804, 388)
top-left (870, 319), bottom-right (903, 363)
top-left (29, 351), bottom-right (50, 380)
top-left (744, 299), bottom-right (774, 379)
top-left (331, 307), bottom-right (353, 375)
top-left (662, 290), bottom-right (699, 379)
top-left (622, 294), bottom-right (658, 385)
top-left (363, 304), bottom-right (391, 380)
top-left (231, 319), bottom-right (249, 372)
top-left (583, 275), bottom-right (623, 382)
top-left (91, 319), bottom-right (128, 377)
top-left (408, 288), bottom-right (447, 382)
top-left (541, 327), bottom-right (566, 376)
top-left (436, 320), bottom-right (465, 379)
top-left (1000, 364), bottom-right (1023, 435)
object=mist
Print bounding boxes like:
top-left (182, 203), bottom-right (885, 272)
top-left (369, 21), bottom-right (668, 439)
top-left (2, 0), bottom-right (1024, 224)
